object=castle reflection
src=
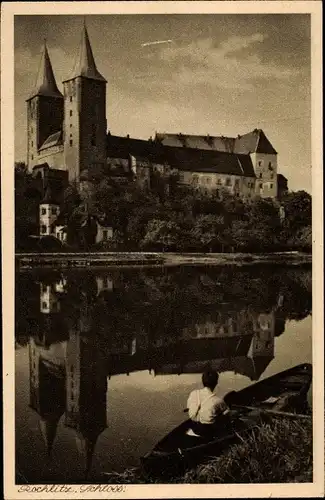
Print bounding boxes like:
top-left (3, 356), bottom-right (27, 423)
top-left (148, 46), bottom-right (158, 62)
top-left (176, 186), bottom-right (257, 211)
top-left (16, 266), bottom-right (311, 476)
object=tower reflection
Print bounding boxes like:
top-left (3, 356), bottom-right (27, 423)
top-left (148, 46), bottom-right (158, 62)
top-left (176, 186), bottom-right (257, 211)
top-left (18, 266), bottom-right (310, 477)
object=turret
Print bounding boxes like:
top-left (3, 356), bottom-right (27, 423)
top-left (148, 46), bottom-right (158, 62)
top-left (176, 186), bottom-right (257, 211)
top-left (26, 42), bottom-right (63, 170)
top-left (63, 22), bottom-right (107, 182)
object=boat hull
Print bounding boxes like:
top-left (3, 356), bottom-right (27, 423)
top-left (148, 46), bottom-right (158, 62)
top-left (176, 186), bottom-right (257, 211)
top-left (141, 363), bottom-right (312, 478)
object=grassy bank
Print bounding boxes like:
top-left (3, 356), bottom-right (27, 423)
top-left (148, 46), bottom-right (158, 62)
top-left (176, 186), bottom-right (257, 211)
top-left (101, 417), bottom-right (312, 484)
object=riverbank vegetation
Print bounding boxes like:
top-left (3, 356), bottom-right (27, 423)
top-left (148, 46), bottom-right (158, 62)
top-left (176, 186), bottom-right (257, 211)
top-left (15, 162), bottom-right (311, 253)
top-left (100, 416), bottom-right (312, 484)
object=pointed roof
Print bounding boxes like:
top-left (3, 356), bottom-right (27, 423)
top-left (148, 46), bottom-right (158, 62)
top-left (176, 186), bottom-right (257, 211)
top-left (27, 42), bottom-right (63, 101)
top-left (233, 129), bottom-right (277, 155)
top-left (75, 433), bottom-right (100, 479)
top-left (39, 416), bottom-right (60, 457)
top-left (65, 22), bottom-right (106, 82)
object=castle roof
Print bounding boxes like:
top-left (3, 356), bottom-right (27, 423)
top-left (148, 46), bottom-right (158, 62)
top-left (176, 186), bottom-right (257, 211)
top-left (155, 133), bottom-right (235, 152)
top-left (64, 23), bottom-right (106, 83)
top-left (107, 134), bottom-right (255, 177)
top-left (39, 130), bottom-right (63, 151)
top-left (233, 129), bottom-right (277, 155)
top-left (156, 129), bottom-right (277, 155)
top-left (164, 147), bottom-right (256, 178)
top-left (27, 43), bottom-right (63, 101)
top-left (107, 134), bottom-right (161, 160)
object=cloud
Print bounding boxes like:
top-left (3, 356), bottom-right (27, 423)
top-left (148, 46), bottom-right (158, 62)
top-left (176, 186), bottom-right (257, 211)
top-left (145, 34), bottom-right (299, 91)
top-left (141, 39), bottom-right (173, 47)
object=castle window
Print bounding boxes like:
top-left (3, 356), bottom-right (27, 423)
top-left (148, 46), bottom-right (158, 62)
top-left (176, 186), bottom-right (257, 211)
top-left (102, 230), bottom-right (108, 241)
top-left (70, 96), bottom-right (72, 103)
top-left (217, 178), bottom-right (222, 185)
top-left (70, 124), bottom-right (72, 128)
top-left (41, 207), bottom-right (46, 215)
top-left (259, 183), bottom-right (263, 189)
top-left (51, 207), bottom-right (57, 215)
top-left (270, 173), bottom-right (274, 179)
top-left (31, 154), bottom-right (33, 160)
top-left (41, 225), bottom-right (47, 234)
top-left (258, 161), bottom-right (262, 166)
top-left (31, 141), bottom-right (33, 147)
top-left (70, 110), bottom-right (73, 117)
top-left (31, 127), bottom-right (33, 133)
top-left (270, 183), bottom-right (273, 189)
top-left (259, 173), bottom-right (262, 178)
top-left (42, 302), bottom-right (47, 309)
top-left (225, 178), bottom-right (231, 186)
top-left (70, 139), bottom-right (73, 146)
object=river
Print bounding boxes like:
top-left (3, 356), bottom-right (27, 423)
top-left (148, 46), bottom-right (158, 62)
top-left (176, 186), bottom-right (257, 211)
top-left (15, 264), bottom-right (312, 483)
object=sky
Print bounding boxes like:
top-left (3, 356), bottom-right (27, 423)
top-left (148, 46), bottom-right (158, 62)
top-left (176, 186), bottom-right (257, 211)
top-left (14, 14), bottom-right (311, 192)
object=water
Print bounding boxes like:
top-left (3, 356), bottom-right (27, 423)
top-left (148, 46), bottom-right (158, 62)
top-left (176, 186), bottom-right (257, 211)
top-left (15, 264), bottom-right (312, 483)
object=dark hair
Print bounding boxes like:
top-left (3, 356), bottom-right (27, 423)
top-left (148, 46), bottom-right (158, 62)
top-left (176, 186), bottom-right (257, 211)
top-left (202, 369), bottom-right (219, 390)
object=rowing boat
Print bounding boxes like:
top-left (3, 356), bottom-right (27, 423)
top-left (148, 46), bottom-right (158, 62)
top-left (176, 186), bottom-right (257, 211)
top-left (140, 363), bottom-right (312, 477)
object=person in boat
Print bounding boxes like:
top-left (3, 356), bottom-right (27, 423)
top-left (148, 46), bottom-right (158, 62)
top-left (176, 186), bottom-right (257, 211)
top-left (187, 369), bottom-right (230, 438)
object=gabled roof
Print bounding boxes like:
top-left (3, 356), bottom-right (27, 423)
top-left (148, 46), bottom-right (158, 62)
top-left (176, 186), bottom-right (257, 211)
top-left (107, 134), bottom-right (255, 177)
top-left (155, 133), bottom-right (235, 152)
top-left (107, 134), bottom-right (165, 163)
top-left (164, 147), bottom-right (256, 177)
top-left (27, 43), bottom-right (63, 101)
top-left (155, 129), bottom-right (277, 155)
top-left (234, 129), bottom-right (277, 155)
top-left (39, 131), bottom-right (63, 151)
top-left (64, 23), bottom-right (106, 83)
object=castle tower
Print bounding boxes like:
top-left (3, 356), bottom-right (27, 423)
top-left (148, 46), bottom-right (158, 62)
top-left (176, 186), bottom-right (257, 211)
top-left (26, 42), bottom-right (64, 170)
top-left (63, 22), bottom-right (107, 182)
top-left (65, 325), bottom-right (107, 478)
top-left (29, 337), bottom-right (65, 457)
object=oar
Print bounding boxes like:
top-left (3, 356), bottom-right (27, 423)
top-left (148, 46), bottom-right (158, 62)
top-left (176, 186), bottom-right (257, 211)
top-left (231, 404), bottom-right (312, 421)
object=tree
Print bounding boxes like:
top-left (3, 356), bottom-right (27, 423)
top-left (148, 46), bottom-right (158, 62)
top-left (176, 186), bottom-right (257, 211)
top-left (141, 219), bottom-right (182, 251)
top-left (281, 191), bottom-right (311, 231)
top-left (190, 214), bottom-right (226, 252)
top-left (15, 162), bottom-right (41, 248)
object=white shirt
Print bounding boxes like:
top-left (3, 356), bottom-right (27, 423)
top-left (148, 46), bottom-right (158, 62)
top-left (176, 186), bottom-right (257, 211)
top-left (187, 387), bottom-right (229, 425)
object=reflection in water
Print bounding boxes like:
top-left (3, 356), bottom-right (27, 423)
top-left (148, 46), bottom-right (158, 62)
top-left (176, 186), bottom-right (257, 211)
top-left (15, 265), bottom-right (312, 481)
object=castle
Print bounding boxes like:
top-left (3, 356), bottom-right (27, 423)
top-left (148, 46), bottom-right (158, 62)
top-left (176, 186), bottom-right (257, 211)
top-left (27, 23), bottom-right (285, 239)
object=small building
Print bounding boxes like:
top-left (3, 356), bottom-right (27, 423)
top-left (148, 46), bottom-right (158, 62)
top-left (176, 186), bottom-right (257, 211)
top-left (95, 219), bottom-right (113, 244)
top-left (54, 225), bottom-right (68, 243)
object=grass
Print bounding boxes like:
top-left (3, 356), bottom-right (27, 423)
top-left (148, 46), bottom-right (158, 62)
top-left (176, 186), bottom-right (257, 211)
top-left (101, 416), bottom-right (312, 484)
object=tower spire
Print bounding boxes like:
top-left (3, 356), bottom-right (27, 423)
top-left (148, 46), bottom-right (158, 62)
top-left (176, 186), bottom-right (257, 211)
top-left (68, 21), bottom-right (106, 82)
top-left (28, 42), bottom-right (63, 100)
